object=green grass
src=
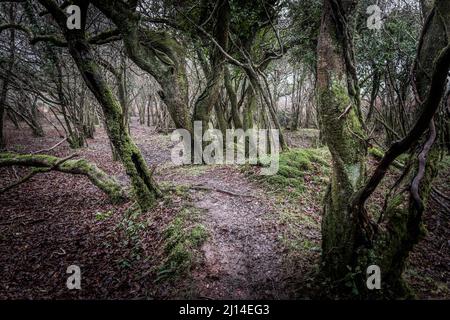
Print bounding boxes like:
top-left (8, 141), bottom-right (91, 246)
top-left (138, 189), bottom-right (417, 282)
top-left (156, 206), bottom-right (208, 282)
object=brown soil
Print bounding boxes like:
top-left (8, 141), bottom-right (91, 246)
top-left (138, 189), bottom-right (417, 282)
top-left (0, 119), bottom-right (449, 299)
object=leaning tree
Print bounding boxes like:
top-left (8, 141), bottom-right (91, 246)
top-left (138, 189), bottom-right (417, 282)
top-left (0, 0), bottom-right (161, 210)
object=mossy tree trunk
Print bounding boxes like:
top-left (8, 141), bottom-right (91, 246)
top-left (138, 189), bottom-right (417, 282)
top-left (0, 3), bottom-right (17, 150)
top-left (37, 0), bottom-right (160, 211)
top-left (90, 0), bottom-right (192, 133)
top-left (317, 0), bottom-right (450, 297)
top-left (247, 72), bottom-right (288, 150)
top-left (0, 80), bottom-right (8, 150)
top-left (316, 0), bottom-right (367, 281)
top-left (317, 0), bottom-right (366, 280)
top-left (192, 0), bottom-right (230, 135)
top-left (362, 0), bottom-right (450, 296)
top-left (243, 86), bottom-right (256, 131)
top-left (68, 43), bottom-right (160, 211)
top-left (225, 67), bottom-right (243, 130)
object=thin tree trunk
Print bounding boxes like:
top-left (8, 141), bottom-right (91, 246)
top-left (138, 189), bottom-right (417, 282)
top-left (0, 4), bottom-right (16, 149)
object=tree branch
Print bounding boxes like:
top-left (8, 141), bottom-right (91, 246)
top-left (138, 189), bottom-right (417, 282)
top-left (352, 44), bottom-right (450, 216)
top-left (0, 153), bottom-right (127, 202)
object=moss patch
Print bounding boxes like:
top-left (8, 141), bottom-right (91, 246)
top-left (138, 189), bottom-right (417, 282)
top-left (368, 147), bottom-right (405, 169)
top-left (156, 206), bottom-right (208, 282)
top-left (246, 147), bottom-right (330, 198)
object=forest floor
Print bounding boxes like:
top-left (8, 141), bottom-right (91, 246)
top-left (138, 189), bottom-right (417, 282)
top-left (0, 118), bottom-right (449, 299)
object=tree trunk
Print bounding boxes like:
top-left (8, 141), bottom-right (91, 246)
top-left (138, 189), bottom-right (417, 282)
top-left (0, 4), bottom-right (17, 149)
top-left (0, 80), bottom-right (8, 150)
top-left (36, 0), bottom-right (160, 210)
top-left (225, 67), bottom-right (243, 129)
top-left (68, 40), bottom-right (160, 210)
top-left (317, 0), bottom-right (450, 297)
top-left (316, 0), bottom-right (366, 283)
top-left (90, 0), bottom-right (192, 133)
top-left (192, 0), bottom-right (230, 136)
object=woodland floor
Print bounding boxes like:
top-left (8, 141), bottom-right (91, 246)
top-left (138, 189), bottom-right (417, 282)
top-left (0, 118), bottom-right (449, 299)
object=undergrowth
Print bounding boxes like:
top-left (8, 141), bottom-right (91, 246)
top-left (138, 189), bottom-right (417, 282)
top-left (245, 147), bottom-right (330, 198)
top-left (243, 147), bottom-right (331, 297)
top-left (155, 191), bottom-right (208, 283)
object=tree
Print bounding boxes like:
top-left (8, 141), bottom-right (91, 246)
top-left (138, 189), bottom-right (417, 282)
top-left (316, 0), bottom-right (450, 296)
top-left (16, 0), bottom-right (162, 210)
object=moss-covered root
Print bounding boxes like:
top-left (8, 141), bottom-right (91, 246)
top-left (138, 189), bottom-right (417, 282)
top-left (0, 152), bottom-right (127, 203)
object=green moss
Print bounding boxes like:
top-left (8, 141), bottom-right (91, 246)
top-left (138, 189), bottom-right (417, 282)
top-left (317, 77), bottom-right (366, 170)
top-left (368, 147), bottom-right (405, 169)
top-left (95, 210), bottom-right (113, 221)
top-left (249, 148), bottom-right (330, 198)
top-left (156, 207), bottom-right (208, 282)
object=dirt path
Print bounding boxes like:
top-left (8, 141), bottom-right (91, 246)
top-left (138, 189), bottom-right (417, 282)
top-left (130, 120), bottom-right (290, 299)
top-left (0, 119), bottom-right (291, 299)
top-left (161, 165), bottom-right (288, 299)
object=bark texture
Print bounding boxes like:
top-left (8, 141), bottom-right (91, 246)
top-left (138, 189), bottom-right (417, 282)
top-left (0, 152), bottom-right (127, 202)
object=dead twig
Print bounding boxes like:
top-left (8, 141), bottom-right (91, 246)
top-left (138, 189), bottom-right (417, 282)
top-left (337, 103), bottom-right (352, 120)
top-left (32, 137), bottom-right (67, 154)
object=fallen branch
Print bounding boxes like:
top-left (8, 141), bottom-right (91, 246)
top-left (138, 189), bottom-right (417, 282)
top-left (191, 184), bottom-right (255, 198)
top-left (0, 152), bottom-right (127, 203)
top-left (1, 154), bottom-right (77, 194)
top-left (32, 137), bottom-right (67, 154)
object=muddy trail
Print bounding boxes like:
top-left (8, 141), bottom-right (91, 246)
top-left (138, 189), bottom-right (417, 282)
top-left (160, 165), bottom-right (288, 299)
top-left (1, 119), bottom-right (449, 299)
top-left (131, 121), bottom-right (293, 298)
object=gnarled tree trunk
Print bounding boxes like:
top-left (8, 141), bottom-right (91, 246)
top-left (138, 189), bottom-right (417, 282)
top-left (317, 0), bottom-right (450, 297)
top-left (316, 0), bottom-right (366, 281)
top-left (37, 0), bottom-right (160, 211)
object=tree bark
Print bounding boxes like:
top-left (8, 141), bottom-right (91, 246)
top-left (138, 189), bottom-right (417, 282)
top-left (316, 0), bottom-right (366, 282)
top-left (225, 67), bottom-right (243, 129)
top-left (0, 4), bottom-right (17, 150)
top-left (0, 152), bottom-right (127, 202)
top-left (37, 0), bottom-right (160, 210)
top-left (316, 0), bottom-right (450, 297)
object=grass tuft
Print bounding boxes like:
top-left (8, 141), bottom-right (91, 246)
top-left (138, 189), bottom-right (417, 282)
top-left (156, 207), bottom-right (208, 282)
